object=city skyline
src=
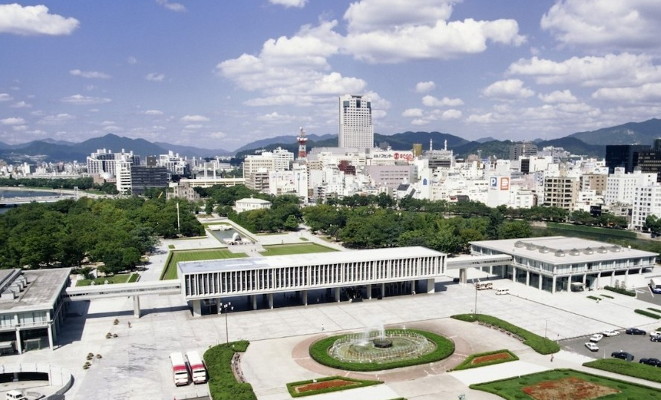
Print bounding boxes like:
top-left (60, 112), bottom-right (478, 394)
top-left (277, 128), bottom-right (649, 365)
top-left (2, 1), bottom-right (661, 151)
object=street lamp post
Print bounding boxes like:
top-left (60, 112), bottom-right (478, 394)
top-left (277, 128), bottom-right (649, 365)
top-left (474, 282), bottom-right (478, 317)
top-left (222, 302), bottom-right (233, 344)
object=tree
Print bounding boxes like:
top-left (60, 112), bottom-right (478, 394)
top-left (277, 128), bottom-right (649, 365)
top-left (645, 215), bottom-right (661, 235)
top-left (498, 220), bottom-right (532, 239)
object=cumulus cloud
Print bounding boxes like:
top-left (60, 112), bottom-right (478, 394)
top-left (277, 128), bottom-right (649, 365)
top-left (402, 108), bottom-right (424, 117)
top-left (61, 94), bottom-right (111, 105)
top-left (180, 115), bottom-right (209, 122)
top-left (1, 117), bottom-right (25, 125)
top-left (508, 53), bottom-right (661, 87)
top-left (0, 4), bottom-right (79, 36)
top-left (146, 72), bottom-right (165, 82)
top-left (0, 93), bottom-right (12, 101)
top-left (209, 131), bottom-right (226, 139)
top-left (422, 95), bottom-right (464, 107)
top-left (541, 0), bottom-right (661, 50)
top-left (415, 81), bottom-right (436, 93)
top-left (538, 89), bottom-right (577, 104)
top-left (38, 113), bottom-right (75, 124)
top-left (269, 0), bottom-right (308, 8)
top-left (257, 112), bottom-right (299, 123)
top-left (155, 0), bottom-right (186, 12)
top-left (482, 79), bottom-right (534, 99)
top-left (592, 82), bottom-right (661, 102)
top-left (439, 109), bottom-right (462, 120)
top-left (70, 69), bottom-right (111, 79)
top-left (11, 101), bottom-right (32, 108)
top-left (344, 0), bottom-right (454, 32)
top-left (144, 109), bottom-right (164, 115)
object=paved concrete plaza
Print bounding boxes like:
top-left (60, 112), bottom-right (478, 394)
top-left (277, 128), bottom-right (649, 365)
top-left (4, 225), bottom-right (661, 400)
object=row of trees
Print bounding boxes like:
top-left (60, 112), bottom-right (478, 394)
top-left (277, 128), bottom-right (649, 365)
top-left (0, 176), bottom-right (119, 194)
top-left (0, 196), bottom-right (203, 273)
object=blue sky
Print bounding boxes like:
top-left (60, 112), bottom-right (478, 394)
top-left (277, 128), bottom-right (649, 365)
top-left (1, 0), bottom-right (661, 151)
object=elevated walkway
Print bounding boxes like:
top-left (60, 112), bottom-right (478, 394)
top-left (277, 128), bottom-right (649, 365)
top-left (447, 254), bottom-right (513, 283)
top-left (65, 280), bottom-right (181, 317)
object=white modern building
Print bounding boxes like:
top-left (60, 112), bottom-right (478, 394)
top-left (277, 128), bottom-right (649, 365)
top-left (235, 197), bottom-right (272, 213)
top-left (631, 183), bottom-right (661, 230)
top-left (339, 94), bottom-right (373, 150)
top-left (470, 236), bottom-right (657, 293)
top-left (604, 168), bottom-right (657, 206)
top-left (178, 247), bottom-right (446, 315)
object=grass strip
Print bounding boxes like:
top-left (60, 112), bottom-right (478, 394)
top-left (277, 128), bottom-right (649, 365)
top-left (204, 341), bottom-right (256, 400)
top-left (635, 309), bottom-right (661, 319)
top-left (604, 285), bottom-right (636, 297)
top-left (161, 248), bottom-right (247, 280)
top-left (584, 358), bottom-right (661, 384)
top-left (76, 273), bottom-right (132, 286)
top-left (259, 243), bottom-right (336, 256)
top-left (451, 314), bottom-right (559, 355)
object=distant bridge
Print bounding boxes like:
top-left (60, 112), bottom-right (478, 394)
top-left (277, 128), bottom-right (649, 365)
top-left (0, 195), bottom-right (77, 206)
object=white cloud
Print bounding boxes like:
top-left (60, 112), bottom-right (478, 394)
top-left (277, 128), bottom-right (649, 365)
top-left (144, 109), bottom-right (164, 115)
top-left (127, 56), bottom-right (138, 65)
top-left (155, 0), bottom-right (186, 12)
top-left (411, 118), bottom-right (429, 126)
top-left (467, 112), bottom-right (497, 124)
top-left (538, 90), bottom-right (577, 104)
top-left (541, 0), bottom-right (661, 50)
top-left (38, 113), bottom-right (75, 124)
top-left (0, 4), bottom-right (79, 36)
top-left (483, 79), bottom-right (534, 99)
top-left (438, 109), bottom-right (462, 120)
top-left (508, 53), bottom-right (661, 87)
top-left (344, 0), bottom-right (453, 32)
top-left (344, 18), bottom-right (525, 63)
top-left (11, 101), bottom-right (31, 108)
top-left (183, 124), bottom-right (203, 130)
top-left (180, 115), bottom-right (209, 123)
top-left (269, 0), bottom-right (308, 8)
top-left (209, 131), bottom-right (226, 139)
top-left (146, 72), bottom-right (165, 82)
top-left (70, 69), bottom-right (111, 79)
top-left (257, 112), bottom-right (299, 123)
top-left (415, 81), bottom-right (436, 93)
top-left (61, 94), bottom-right (111, 105)
top-left (0, 93), bottom-right (12, 101)
top-left (1, 117), bottom-right (25, 125)
top-left (592, 82), bottom-right (661, 102)
top-left (402, 108), bottom-right (424, 118)
top-left (422, 95), bottom-right (464, 107)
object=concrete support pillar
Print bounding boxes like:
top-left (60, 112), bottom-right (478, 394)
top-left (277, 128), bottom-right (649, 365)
top-left (489, 265), bottom-right (493, 275)
top-left (334, 287), bottom-right (341, 302)
top-left (426, 278), bottom-right (435, 293)
top-left (192, 299), bottom-right (202, 317)
top-left (268, 293), bottom-right (274, 309)
top-left (366, 284), bottom-right (372, 300)
top-left (302, 290), bottom-right (308, 306)
top-left (525, 271), bottom-right (530, 287)
top-left (583, 273), bottom-right (587, 287)
top-left (538, 274), bottom-right (542, 290)
top-left (459, 268), bottom-right (467, 284)
top-left (411, 280), bottom-right (416, 294)
top-left (512, 266), bottom-right (517, 282)
top-left (552, 276), bottom-right (556, 294)
top-left (251, 295), bottom-right (257, 310)
top-left (47, 324), bottom-right (54, 351)
top-left (15, 329), bottom-right (22, 354)
top-left (380, 283), bottom-right (385, 298)
top-left (133, 296), bottom-right (141, 318)
top-left (597, 271), bottom-right (601, 289)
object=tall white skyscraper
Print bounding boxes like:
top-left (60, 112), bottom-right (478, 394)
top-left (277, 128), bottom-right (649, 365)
top-left (338, 94), bottom-right (373, 149)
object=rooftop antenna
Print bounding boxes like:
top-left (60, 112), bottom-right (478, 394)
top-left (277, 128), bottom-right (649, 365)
top-left (444, 139), bottom-right (447, 151)
top-left (430, 139), bottom-right (433, 152)
top-left (297, 126), bottom-right (308, 159)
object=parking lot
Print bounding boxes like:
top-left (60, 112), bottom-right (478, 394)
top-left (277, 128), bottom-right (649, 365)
top-left (561, 327), bottom-right (661, 362)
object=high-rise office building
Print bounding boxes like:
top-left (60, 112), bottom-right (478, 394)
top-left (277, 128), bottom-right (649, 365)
top-left (605, 144), bottom-right (649, 173)
top-left (338, 94), bottom-right (373, 150)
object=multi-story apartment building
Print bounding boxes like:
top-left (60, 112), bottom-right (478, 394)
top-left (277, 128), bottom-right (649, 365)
top-left (604, 168), bottom-right (657, 206)
top-left (580, 173), bottom-right (608, 196)
top-left (543, 175), bottom-right (580, 210)
top-left (509, 142), bottom-right (537, 161)
top-left (630, 183), bottom-right (661, 230)
top-left (338, 94), bottom-right (373, 150)
top-left (86, 148), bottom-right (140, 178)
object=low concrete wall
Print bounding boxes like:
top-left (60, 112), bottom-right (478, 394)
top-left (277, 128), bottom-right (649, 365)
top-left (0, 363), bottom-right (73, 398)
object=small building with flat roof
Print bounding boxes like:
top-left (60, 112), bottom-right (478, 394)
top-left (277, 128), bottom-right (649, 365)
top-left (178, 246), bottom-right (446, 315)
top-left (470, 236), bottom-right (657, 293)
top-left (0, 268), bottom-right (70, 354)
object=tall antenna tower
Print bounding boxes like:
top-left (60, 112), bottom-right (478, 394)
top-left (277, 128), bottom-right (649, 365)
top-left (297, 127), bottom-right (308, 159)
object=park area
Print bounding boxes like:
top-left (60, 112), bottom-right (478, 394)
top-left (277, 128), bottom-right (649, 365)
top-left (76, 272), bottom-right (140, 286)
top-left (259, 243), bottom-right (336, 256)
top-left (161, 248), bottom-right (247, 280)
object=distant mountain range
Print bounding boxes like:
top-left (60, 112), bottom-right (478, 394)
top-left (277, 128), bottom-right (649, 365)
top-left (1, 119), bottom-right (660, 163)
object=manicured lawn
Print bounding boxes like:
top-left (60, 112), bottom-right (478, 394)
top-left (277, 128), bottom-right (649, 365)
top-left (76, 273), bottom-right (138, 286)
top-left (260, 243), bottom-right (336, 256)
top-left (584, 358), bottom-right (661, 384)
top-left (161, 249), bottom-right (247, 280)
top-left (204, 341), bottom-right (256, 400)
top-left (471, 368), bottom-right (661, 399)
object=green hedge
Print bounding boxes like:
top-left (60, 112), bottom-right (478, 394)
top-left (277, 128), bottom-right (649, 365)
top-left (601, 294), bottom-right (614, 299)
top-left (451, 314), bottom-right (560, 355)
top-left (587, 295), bottom-right (600, 301)
top-left (546, 222), bottom-right (636, 238)
top-left (584, 358), bottom-right (661, 383)
top-left (635, 309), bottom-right (661, 319)
top-left (604, 285), bottom-right (636, 297)
top-left (451, 349), bottom-right (518, 371)
top-left (648, 307), bottom-right (661, 313)
top-left (286, 376), bottom-right (382, 397)
top-left (308, 329), bottom-right (454, 371)
top-left (204, 341), bottom-right (256, 400)
top-left (127, 273), bottom-right (140, 283)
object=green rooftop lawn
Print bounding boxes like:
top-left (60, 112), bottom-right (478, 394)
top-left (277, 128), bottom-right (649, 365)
top-left (161, 249), bottom-right (247, 280)
top-left (76, 273), bottom-right (138, 286)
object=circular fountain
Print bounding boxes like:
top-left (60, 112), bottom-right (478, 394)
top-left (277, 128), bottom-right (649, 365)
top-left (310, 325), bottom-right (454, 371)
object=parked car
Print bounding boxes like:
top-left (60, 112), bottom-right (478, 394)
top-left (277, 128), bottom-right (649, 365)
top-left (639, 358), bottom-right (661, 366)
top-left (585, 342), bottom-right (599, 352)
top-left (495, 288), bottom-right (510, 295)
top-left (611, 351), bottom-right (635, 361)
top-left (602, 329), bottom-right (620, 337)
top-left (651, 335), bottom-right (661, 342)
top-left (649, 331), bottom-right (661, 340)
top-left (625, 328), bottom-right (647, 335)
top-left (589, 333), bottom-right (604, 342)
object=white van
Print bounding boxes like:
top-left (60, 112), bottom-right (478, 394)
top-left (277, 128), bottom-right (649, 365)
top-left (495, 288), bottom-right (510, 295)
top-left (5, 390), bottom-right (26, 400)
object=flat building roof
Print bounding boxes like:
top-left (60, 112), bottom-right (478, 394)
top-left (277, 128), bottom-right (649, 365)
top-left (179, 246), bottom-right (445, 275)
top-left (0, 268), bottom-right (70, 313)
top-left (471, 236), bottom-right (657, 265)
